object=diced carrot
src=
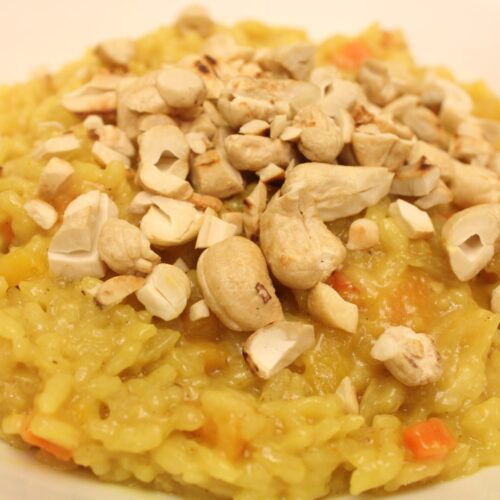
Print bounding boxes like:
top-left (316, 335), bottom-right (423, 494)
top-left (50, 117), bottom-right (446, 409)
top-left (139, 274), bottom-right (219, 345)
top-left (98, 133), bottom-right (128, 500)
top-left (403, 418), bottom-right (457, 461)
top-left (20, 414), bottom-right (73, 462)
top-left (332, 39), bottom-right (373, 70)
top-left (0, 221), bottom-right (13, 249)
top-left (326, 270), bottom-right (359, 302)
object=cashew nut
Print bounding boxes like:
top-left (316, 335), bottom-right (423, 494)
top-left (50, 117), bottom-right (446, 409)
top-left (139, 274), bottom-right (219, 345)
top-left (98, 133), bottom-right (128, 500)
top-left (33, 134), bottom-right (80, 160)
top-left (37, 158), bottom-right (74, 198)
top-left (96, 275), bottom-right (145, 307)
top-left (347, 218), bottom-right (380, 250)
top-left (24, 199), bottom-right (58, 230)
top-left (256, 43), bottom-right (316, 80)
top-left (388, 199), bottom-right (434, 239)
top-left (96, 38), bottom-right (135, 67)
top-left (390, 158), bottom-right (440, 197)
top-left (335, 377), bottom-right (359, 414)
top-left (156, 66), bottom-right (206, 111)
top-left (195, 214), bottom-right (238, 248)
top-left (243, 181), bottom-right (267, 240)
top-left (175, 4), bottom-right (214, 37)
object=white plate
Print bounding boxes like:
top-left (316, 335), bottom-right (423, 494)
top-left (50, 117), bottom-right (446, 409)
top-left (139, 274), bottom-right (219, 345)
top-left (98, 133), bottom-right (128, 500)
top-left (0, 1), bottom-right (499, 499)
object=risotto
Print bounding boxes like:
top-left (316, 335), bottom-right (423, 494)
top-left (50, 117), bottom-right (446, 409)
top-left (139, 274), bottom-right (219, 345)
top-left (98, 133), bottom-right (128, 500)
top-left (0, 5), bottom-right (499, 499)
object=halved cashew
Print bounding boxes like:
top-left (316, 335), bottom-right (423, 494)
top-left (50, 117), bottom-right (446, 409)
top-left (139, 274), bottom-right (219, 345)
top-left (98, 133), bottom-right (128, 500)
top-left (62, 74), bottom-right (121, 114)
top-left (37, 158), bottom-right (74, 197)
top-left (347, 218), bottom-right (379, 250)
top-left (24, 199), bottom-right (58, 230)
top-left (128, 191), bottom-right (155, 215)
top-left (441, 204), bottom-right (500, 281)
top-left (197, 236), bottom-right (283, 331)
top-left (401, 106), bottom-right (448, 147)
top-left (280, 126), bottom-right (302, 142)
top-left (370, 326), bottom-right (442, 386)
top-left (96, 276), bottom-right (145, 307)
top-left (123, 74), bottom-right (167, 114)
top-left (140, 197), bottom-right (203, 247)
top-left (256, 43), bottom-right (316, 80)
top-left (136, 264), bottom-right (191, 321)
top-left (189, 299), bottom-right (211, 321)
top-left (260, 189), bottom-right (346, 290)
top-left (98, 218), bottom-right (160, 274)
top-left (239, 119), bottom-right (270, 135)
top-left (352, 126), bottom-right (413, 170)
top-left (448, 162), bottom-right (500, 208)
top-left (224, 134), bottom-right (293, 171)
top-left (415, 180), bottom-right (453, 210)
top-left (220, 212), bottom-right (243, 234)
top-left (96, 38), bottom-right (135, 67)
top-left (408, 140), bottom-right (456, 181)
top-left (92, 141), bottom-right (130, 167)
top-left (195, 214), bottom-right (238, 248)
top-left (156, 66), bottom-right (206, 111)
top-left (243, 182), bottom-right (267, 240)
top-left (186, 131), bottom-right (210, 155)
top-left (33, 134), bottom-right (80, 160)
top-left (243, 321), bottom-right (315, 379)
top-left (307, 282), bottom-right (358, 333)
top-left (48, 191), bottom-right (118, 280)
top-left (390, 159), bottom-right (440, 197)
top-left (180, 55), bottom-right (225, 100)
top-left (96, 125), bottom-right (135, 157)
top-left (191, 148), bottom-right (244, 198)
top-left (175, 4), bottom-right (214, 37)
top-left (256, 163), bottom-right (285, 183)
top-left (281, 163), bottom-right (393, 221)
top-left (335, 377), bottom-right (359, 414)
top-left (388, 199), bottom-right (434, 239)
top-left (491, 285), bottom-right (500, 313)
top-left (293, 105), bottom-right (343, 163)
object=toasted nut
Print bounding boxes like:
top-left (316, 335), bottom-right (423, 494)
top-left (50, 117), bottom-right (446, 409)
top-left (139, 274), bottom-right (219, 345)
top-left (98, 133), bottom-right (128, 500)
top-left (24, 199), bottom-right (58, 230)
top-left (128, 191), bottom-right (155, 215)
top-left (175, 4), bottom-right (214, 37)
top-left (441, 204), bottom-right (500, 281)
top-left (48, 191), bottom-right (118, 280)
top-left (98, 218), bottom-right (160, 275)
top-left (96, 125), bottom-right (135, 157)
top-left (243, 182), bottom-right (267, 240)
top-left (197, 236), bottom-right (283, 331)
top-left (256, 43), bottom-right (316, 80)
top-left (140, 197), bottom-right (203, 247)
top-left (243, 320), bottom-right (315, 379)
top-left (347, 218), bottom-right (379, 250)
top-left (195, 214), bottom-right (238, 248)
top-left (188, 192), bottom-right (223, 212)
top-left (401, 106), bottom-right (448, 147)
top-left (260, 189), bottom-right (346, 290)
top-left (96, 38), bottom-right (134, 67)
top-left (335, 377), bottom-right (359, 414)
top-left (307, 283), bottom-right (358, 333)
top-left (317, 76), bottom-right (362, 117)
top-left (371, 326), bottom-right (442, 386)
top-left (37, 158), bottom-right (74, 197)
top-left (123, 77), bottom-right (167, 114)
top-left (138, 114), bottom-right (177, 132)
top-left (224, 134), bottom-right (293, 171)
top-left (448, 162), bottom-right (500, 208)
top-left (92, 141), bottom-right (130, 167)
top-left (390, 159), bottom-right (440, 197)
top-left (173, 257), bottom-right (190, 273)
top-left (83, 114), bottom-right (104, 130)
top-left (408, 140), bottom-right (455, 181)
top-left (293, 105), bottom-right (343, 163)
top-left (388, 199), bottom-right (434, 239)
top-left (191, 148), bottom-right (244, 198)
top-left (136, 264), bottom-right (191, 321)
top-left (62, 74), bottom-right (121, 114)
top-left (186, 131), bottom-right (210, 155)
top-left (239, 119), bottom-right (270, 135)
top-left (33, 134), bottom-right (80, 160)
top-left (282, 163), bottom-right (393, 222)
top-left (156, 66), bottom-right (206, 110)
top-left (96, 276), bottom-right (145, 306)
top-left (415, 180), bottom-right (453, 210)
top-left (220, 212), bottom-right (243, 235)
top-left (491, 285), bottom-right (500, 313)
top-left (189, 299), bottom-right (211, 321)
top-left (256, 163), bottom-right (285, 183)
top-left (180, 55), bottom-right (225, 100)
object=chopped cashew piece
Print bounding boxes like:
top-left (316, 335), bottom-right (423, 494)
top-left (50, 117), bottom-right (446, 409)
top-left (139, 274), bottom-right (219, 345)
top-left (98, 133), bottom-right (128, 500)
top-left (189, 299), bottom-right (211, 321)
top-left (260, 189), bottom-right (346, 289)
top-left (128, 191), bottom-right (155, 215)
top-left (282, 163), bottom-right (393, 221)
top-left (138, 114), bottom-right (177, 132)
top-left (491, 285), bottom-right (500, 313)
top-left (48, 191), bottom-right (118, 280)
top-left (186, 132), bottom-right (210, 155)
top-left (140, 197), bottom-right (203, 247)
top-left (96, 38), bottom-right (135, 67)
top-left (335, 377), bottom-right (359, 414)
top-left (195, 214), bottom-right (238, 249)
top-left (415, 180), bottom-right (453, 210)
top-left (307, 283), bottom-right (358, 333)
top-left (220, 212), bottom-right (243, 235)
top-left (257, 43), bottom-right (316, 80)
top-left (92, 141), bottom-right (130, 167)
top-left (270, 114), bottom-right (288, 139)
top-left (197, 236), bottom-right (283, 331)
top-left (347, 218), bottom-right (379, 250)
top-left (37, 158), bottom-right (74, 197)
top-left (96, 276), bottom-right (145, 307)
top-left (243, 321), bottom-right (315, 379)
top-left (370, 326), bottom-right (442, 386)
top-left (136, 264), bottom-right (191, 321)
top-left (256, 163), bottom-right (285, 183)
top-left (280, 126), bottom-right (302, 142)
top-left (34, 134), bottom-right (80, 160)
top-left (175, 4), bottom-right (214, 37)
top-left (389, 199), bottom-right (434, 239)
top-left (96, 125), bottom-right (135, 157)
top-left (401, 106), bottom-right (448, 146)
top-left (239, 119), bottom-right (270, 135)
top-left (173, 257), bottom-right (189, 273)
top-left (188, 192), bottom-right (223, 212)
top-left (156, 67), bottom-right (206, 110)
top-left (24, 199), bottom-right (58, 230)
top-left (243, 182), bottom-right (267, 240)
top-left (83, 114), bottom-right (104, 130)
top-left (98, 218), bottom-right (160, 274)
top-left (390, 159), bottom-right (440, 197)
top-left (441, 204), bottom-right (500, 281)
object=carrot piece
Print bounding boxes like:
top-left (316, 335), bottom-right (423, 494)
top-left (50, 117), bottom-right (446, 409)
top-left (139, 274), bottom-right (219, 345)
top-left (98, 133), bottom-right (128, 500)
top-left (403, 418), bottom-right (457, 460)
top-left (20, 414), bottom-right (73, 462)
top-left (0, 221), bottom-right (13, 249)
top-left (332, 39), bottom-right (372, 70)
top-left (326, 271), bottom-right (358, 302)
